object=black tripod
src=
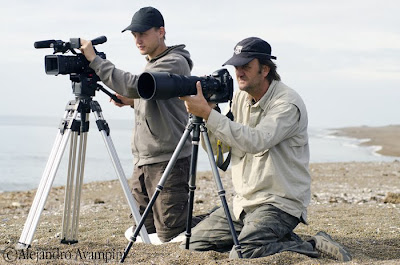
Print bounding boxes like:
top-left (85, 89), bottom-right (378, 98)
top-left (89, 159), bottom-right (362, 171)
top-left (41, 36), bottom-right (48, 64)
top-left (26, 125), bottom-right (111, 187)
top-left (120, 115), bottom-right (242, 262)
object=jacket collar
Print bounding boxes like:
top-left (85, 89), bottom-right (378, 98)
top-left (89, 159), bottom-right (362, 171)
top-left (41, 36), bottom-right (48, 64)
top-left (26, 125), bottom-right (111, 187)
top-left (246, 80), bottom-right (278, 110)
top-left (146, 44), bottom-right (186, 62)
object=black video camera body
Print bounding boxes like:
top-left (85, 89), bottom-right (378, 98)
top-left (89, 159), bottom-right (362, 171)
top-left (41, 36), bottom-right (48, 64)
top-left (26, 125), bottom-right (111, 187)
top-left (45, 52), bottom-right (106, 76)
top-left (34, 36), bottom-right (107, 98)
top-left (34, 36), bottom-right (107, 76)
top-left (137, 68), bottom-right (233, 103)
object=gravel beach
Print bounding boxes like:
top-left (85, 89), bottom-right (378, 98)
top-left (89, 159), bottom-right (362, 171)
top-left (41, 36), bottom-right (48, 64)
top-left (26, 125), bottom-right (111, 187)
top-left (1, 125), bottom-right (399, 264)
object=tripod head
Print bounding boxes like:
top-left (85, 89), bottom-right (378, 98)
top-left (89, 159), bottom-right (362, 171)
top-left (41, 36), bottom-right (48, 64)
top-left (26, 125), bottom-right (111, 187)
top-left (69, 72), bottom-right (101, 100)
top-left (189, 114), bottom-right (205, 124)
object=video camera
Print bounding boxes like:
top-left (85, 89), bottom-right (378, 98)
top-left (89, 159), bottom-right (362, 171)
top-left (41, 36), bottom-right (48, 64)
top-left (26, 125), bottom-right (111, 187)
top-left (137, 69), bottom-right (233, 103)
top-left (34, 36), bottom-right (107, 98)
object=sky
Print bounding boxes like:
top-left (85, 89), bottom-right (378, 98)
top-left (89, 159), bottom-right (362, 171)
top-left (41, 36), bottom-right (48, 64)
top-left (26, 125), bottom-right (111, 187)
top-left (1, 0), bottom-right (399, 128)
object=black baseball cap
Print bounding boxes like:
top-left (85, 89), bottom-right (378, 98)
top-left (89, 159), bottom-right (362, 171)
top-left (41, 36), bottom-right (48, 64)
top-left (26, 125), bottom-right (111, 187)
top-left (122, 7), bottom-right (164, 33)
top-left (222, 37), bottom-right (277, 66)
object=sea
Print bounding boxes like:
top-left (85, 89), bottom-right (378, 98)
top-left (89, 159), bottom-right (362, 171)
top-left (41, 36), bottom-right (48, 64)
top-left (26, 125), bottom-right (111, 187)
top-left (0, 115), bottom-right (398, 192)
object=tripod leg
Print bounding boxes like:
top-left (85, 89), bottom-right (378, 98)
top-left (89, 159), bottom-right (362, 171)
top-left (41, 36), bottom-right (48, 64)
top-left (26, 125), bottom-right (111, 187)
top-left (58, 103), bottom-right (90, 244)
top-left (91, 102), bottom-right (150, 243)
top-left (60, 127), bottom-right (88, 244)
top-left (119, 120), bottom-right (194, 263)
top-left (17, 107), bottom-right (79, 249)
top-left (184, 123), bottom-right (200, 249)
top-left (200, 125), bottom-right (243, 258)
top-left (72, 130), bottom-right (87, 240)
top-left (61, 131), bottom-right (78, 243)
top-left (90, 101), bottom-right (152, 243)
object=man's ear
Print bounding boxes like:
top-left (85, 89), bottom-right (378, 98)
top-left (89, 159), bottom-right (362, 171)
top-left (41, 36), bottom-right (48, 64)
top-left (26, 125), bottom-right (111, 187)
top-left (262, 65), bottom-right (270, 78)
top-left (158, 27), bottom-right (166, 39)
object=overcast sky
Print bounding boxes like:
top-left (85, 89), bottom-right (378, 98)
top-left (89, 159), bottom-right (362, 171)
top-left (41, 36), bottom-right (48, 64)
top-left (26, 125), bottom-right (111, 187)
top-left (1, 0), bottom-right (399, 128)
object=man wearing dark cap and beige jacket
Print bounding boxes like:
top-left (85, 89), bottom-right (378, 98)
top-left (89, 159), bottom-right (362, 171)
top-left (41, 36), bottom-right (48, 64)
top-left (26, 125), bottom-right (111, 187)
top-left (80, 6), bottom-right (199, 243)
top-left (180, 37), bottom-right (352, 262)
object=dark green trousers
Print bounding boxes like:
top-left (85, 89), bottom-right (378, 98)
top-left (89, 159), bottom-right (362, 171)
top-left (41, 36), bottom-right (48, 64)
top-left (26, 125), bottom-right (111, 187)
top-left (181, 204), bottom-right (319, 259)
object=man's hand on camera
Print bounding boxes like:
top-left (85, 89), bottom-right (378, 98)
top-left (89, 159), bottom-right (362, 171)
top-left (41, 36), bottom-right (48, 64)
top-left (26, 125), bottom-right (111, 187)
top-left (79, 39), bottom-right (97, 62)
top-left (180, 82), bottom-right (213, 120)
top-left (110, 93), bottom-right (134, 108)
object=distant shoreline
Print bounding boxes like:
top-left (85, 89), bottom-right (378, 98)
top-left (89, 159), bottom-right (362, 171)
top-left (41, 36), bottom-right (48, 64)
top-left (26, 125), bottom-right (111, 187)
top-left (1, 122), bottom-right (399, 193)
top-left (332, 125), bottom-right (400, 157)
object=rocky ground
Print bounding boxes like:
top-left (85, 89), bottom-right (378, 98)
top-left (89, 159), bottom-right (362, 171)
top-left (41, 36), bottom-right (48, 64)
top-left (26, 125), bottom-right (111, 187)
top-left (1, 161), bottom-right (400, 264)
top-left (1, 125), bottom-right (400, 264)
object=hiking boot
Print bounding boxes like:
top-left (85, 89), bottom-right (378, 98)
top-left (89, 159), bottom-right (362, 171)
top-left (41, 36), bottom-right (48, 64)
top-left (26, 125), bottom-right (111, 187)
top-left (312, 231), bottom-right (352, 262)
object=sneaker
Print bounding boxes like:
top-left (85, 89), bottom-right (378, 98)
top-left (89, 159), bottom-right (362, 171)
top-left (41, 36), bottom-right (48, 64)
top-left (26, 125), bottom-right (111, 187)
top-left (124, 226), bottom-right (186, 245)
top-left (312, 231), bottom-right (352, 262)
top-left (124, 226), bottom-right (162, 244)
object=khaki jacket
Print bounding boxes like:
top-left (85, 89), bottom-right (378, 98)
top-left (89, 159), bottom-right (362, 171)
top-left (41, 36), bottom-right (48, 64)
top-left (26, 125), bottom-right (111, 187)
top-left (206, 80), bottom-right (311, 222)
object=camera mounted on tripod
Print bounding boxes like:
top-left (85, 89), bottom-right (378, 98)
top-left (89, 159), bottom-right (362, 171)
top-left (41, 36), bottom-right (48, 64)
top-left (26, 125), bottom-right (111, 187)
top-left (34, 36), bottom-right (107, 99)
top-left (137, 68), bottom-right (234, 103)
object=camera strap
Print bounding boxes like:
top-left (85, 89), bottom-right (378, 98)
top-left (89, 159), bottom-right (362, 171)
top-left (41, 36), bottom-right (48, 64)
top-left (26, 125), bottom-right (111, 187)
top-left (214, 102), bottom-right (233, 171)
top-left (216, 140), bottom-right (231, 171)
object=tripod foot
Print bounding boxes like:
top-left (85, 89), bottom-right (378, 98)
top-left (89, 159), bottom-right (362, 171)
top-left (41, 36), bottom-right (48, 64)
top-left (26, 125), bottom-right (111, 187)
top-left (60, 238), bottom-right (78, 245)
top-left (120, 241), bottom-right (133, 263)
top-left (124, 226), bottom-right (151, 243)
top-left (15, 242), bottom-right (30, 250)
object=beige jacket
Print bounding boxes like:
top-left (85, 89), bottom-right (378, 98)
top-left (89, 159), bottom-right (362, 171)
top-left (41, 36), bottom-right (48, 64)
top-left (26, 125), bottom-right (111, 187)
top-left (205, 80), bottom-right (311, 222)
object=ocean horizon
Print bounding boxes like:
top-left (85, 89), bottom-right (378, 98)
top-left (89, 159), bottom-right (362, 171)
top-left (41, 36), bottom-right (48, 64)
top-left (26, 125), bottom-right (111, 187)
top-left (0, 115), bottom-right (398, 193)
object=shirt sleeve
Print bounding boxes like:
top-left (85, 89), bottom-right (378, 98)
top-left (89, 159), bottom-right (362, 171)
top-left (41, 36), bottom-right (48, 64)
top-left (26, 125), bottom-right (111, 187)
top-left (206, 102), bottom-right (301, 154)
top-left (89, 53), bottom-right (190, 99)
top-left (89, 56), bottom-right (140, 98)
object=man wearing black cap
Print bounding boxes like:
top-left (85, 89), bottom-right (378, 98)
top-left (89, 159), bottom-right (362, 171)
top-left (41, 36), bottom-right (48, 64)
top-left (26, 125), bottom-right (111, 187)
top-left (80, 6), bottom-right (198, 243)
top-left (179, 37), bottom-right (352, 261)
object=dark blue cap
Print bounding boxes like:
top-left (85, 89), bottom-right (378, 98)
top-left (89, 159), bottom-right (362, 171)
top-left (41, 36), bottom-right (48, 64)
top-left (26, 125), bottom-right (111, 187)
top-left (223, 37), bottom-right (276, 66)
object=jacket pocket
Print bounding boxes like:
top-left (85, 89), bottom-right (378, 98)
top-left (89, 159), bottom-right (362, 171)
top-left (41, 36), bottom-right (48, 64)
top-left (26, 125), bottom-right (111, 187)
top-left (134, 117), bottom-right (161, 157)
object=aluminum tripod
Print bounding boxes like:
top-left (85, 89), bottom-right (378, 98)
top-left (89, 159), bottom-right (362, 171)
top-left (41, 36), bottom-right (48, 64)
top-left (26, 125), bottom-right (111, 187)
top-left (120, 115), bottom-right (242, 262)
top-left (17, 97), bottom-right (150, 249)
